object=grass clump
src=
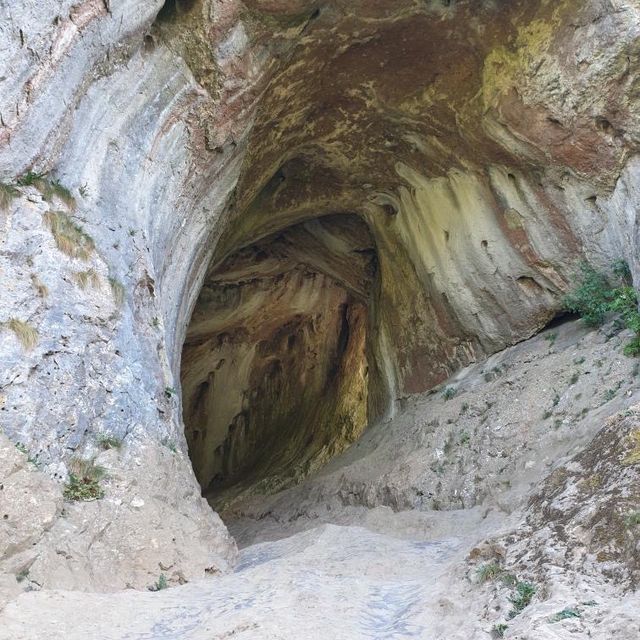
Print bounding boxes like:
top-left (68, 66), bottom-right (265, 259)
top-left (31, 274), bottom-right (48, 297)
top-left (148, 574), bottom-right (168, 592)
top-left (624, 511), bottom-right (640, 526)
top-left (548, 607), bottom-right (581, 623)
top-left (0, 181), bottom-right (19, 210)
top-left (4, 318), bottom-right (38, 350)
top-left (18, 172), bottom-right (75, 209)
top-left (63, 459), bottom-right (105, 501)
top-left (507, 581), bottom-right (536, 618)
top-left (45, 179), bottom-right (76, 210)
top-left (476, 562), bottom-right (503, 583)
top-left (97, 434), bottom-right (122, 450)
top-left (17, 171), bottom-right (47, 188)
top-left (109, 277), bottom-right (125, 307)
top-left (43, 211), bottom-right (94, 260)
top-left (74, 268), bottom-right (100, 290)
top-left (491, 623), bottom-right (508, 638)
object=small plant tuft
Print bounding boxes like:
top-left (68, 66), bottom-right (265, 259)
top-left (74, 268), bottom-right (100, 290)
top-left (4, 318), bottom-right (38, 350)
top-left (15, 442), bottom-right (39, 466)
top-left (63, 459), bottom-right (105, 501)
top-left (548, 608), bottom-right (581, 623)
top-left (43, 211), bottom-right (94, 260)
top-left (442, 387), bottom-right (456, 401)
top-left (0, 181), bottom-right (19, 210)
top-left (45, 179), bottom-right (76, 210)
top-left (492, 623), bottom-right (508, 638)
top-left (16, 568), bottom-right (30, 583)
top-left (31, 274), bottom-right (48, 297)
top-left (148, 573), bottom-right (168, 591)
top-left (17, 172), bottom-right (76, 209)
top-left (507, 581), bottom-right (536, 618)
top-left (109, 277), bottom-right (125, 307)
top-left (17, 171), bottom-right (47, 188)
top-left (624, 511), bottom-right (640, 526)
top-left (97, 434), bottom-right (122, 450)
top-left (476, 562), bottom-right (503, 583)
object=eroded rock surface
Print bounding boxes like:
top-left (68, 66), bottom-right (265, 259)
top-left (0, 0), bottom-right (640, 635)
top-left (2, 321), bottom-right (640, 639)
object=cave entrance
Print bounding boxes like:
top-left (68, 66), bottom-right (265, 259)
top-left (180, 214), bottom-right (379, 509)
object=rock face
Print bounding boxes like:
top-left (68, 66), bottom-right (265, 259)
top-left (1, 0), bottom-right (640, 614)
top-left (2, 319), bottom-right (640, 639)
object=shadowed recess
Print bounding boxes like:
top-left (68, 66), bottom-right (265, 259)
top-left (181, 214), bottom-right (381, 507)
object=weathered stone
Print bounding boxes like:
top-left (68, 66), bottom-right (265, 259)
top-left (0, 1), bottom-right (640, 636)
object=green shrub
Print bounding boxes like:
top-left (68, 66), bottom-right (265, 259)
top-left (564, 261), bottom-right (640, 356)
top-left (563, 263), bottom-right (614, 326)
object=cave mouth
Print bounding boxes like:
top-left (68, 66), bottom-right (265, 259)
top-left (180, 213), bottom-right (380, 510)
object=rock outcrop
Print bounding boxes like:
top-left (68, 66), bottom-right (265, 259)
top-left (1, 0), bottom-right (640, 619)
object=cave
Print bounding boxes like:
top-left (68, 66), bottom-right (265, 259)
top-left (181, 213), bottom-right (382, 507)
top-left (4, 1), bottom-right (640, 632)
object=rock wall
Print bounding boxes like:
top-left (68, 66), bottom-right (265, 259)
top-left (1, 0), bottom-right (640, 592)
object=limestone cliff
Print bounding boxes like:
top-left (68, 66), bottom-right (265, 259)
top-left (0, 1), bottom-right (639, 630)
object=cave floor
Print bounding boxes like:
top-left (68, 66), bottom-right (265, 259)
top-left (3, 319), bottom-right (640, 639)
